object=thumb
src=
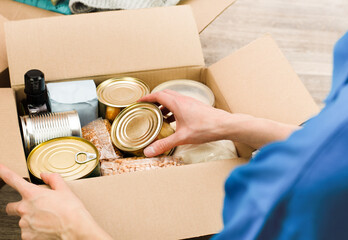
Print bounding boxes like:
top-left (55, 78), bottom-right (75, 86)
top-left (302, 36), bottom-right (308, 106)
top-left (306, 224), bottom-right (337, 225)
top-left (41, 173), bottom-right (69, 191)
top-left (144, 134), bottom-right (179, 157)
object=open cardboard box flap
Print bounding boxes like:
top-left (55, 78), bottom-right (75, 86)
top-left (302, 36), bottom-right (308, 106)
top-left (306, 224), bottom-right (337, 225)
top-left (5, 6), bottom-right (204, 87)
top-left (0, 0), bottom-right (235, 33)
top-left (206, 35), bottom-right (319, 125)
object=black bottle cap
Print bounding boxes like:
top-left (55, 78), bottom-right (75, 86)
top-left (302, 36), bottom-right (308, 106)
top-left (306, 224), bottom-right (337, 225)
top-left (24, 69), bottom-right (45, 95)
top-left (24, 69), bottom-right (47, 105)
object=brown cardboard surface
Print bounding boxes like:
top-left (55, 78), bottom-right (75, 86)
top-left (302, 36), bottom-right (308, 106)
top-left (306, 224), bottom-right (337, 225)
top-left (0, 89), bottom-right (28, 178)
top-left (0, 14), bottom-right (9, 87)
top-left (207, 35), bottom-right (319, 126)
top-left (5, 6), bottom-right (204, 87)
top-left (67, 158), bottom-right (248, 239)
top-left (0, 0), bottom-right (60, 20)
top-left (179, 0), bottom-right (237, 33)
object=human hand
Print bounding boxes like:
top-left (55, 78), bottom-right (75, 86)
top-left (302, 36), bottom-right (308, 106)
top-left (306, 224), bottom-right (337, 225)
top-left (139, 89), bottom-right (254, 157)
top-left (0, 165), bottom-right (112, 240)
top-left (139, 89), bottom-right (300, 157)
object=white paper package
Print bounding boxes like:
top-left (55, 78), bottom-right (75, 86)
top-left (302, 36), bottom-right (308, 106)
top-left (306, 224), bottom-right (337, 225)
top-left (47, 80), bottom-right (98, 126)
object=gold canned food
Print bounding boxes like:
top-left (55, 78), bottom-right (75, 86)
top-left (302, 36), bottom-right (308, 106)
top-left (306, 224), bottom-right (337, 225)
top-left (110, 102), bottom-right (175, 157)
top-left (96, 77), bottom-right (150, 122)
top-left (27, 137), bottom-right (100, 184)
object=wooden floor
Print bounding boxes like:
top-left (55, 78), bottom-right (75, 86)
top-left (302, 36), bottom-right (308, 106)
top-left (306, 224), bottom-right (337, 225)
top-left (1, 0), bottom-right (348, 238)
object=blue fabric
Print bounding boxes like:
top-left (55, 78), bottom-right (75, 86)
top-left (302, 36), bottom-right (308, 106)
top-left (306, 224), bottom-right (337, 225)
top-left (214, 32), bottom-right (348, 240)
top-left (14, 0), bottom-right (71, 15)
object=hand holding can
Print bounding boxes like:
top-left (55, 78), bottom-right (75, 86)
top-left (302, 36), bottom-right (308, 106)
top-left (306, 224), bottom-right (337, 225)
top-left (138, 89), bottom-right (253, 157)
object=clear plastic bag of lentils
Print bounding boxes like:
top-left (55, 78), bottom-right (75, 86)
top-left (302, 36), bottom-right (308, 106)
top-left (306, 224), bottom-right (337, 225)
top-left (101, 156), bottom-right (184, 176)
top-left (82, 118), bottom-right (122, 161)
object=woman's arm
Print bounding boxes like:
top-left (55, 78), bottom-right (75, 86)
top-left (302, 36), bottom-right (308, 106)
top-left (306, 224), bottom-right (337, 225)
top-left (139, 89), bottom-right (299, 157)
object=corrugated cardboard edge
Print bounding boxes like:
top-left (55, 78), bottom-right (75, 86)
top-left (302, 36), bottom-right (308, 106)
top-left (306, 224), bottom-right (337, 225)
top-left (0, 89), bottom-right (28, 178)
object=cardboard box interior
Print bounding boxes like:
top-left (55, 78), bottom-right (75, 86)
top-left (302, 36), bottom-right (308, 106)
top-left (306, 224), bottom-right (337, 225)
top-left (0, 5), bottom-right (319, 239)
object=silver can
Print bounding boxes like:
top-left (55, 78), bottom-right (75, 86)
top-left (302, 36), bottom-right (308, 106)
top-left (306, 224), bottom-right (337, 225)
top-left (20, 111), bottom-right (82, 154)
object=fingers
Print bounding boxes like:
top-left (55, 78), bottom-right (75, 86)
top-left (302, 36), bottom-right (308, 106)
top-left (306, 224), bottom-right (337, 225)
top-left (0, 165), bottom-right (33, 198)
top-left (138, 90), bottom-right (177, 111)
top-left (6, 201), bottom-right (21, 216)
top-left (40, 173), bottom-right (69, 191)
top-left (21, 231), bottom-right (35, 240)
top-left (144, 134), bottom-right (180, 157)
top-left (19, 217), bottom-right (29, 228)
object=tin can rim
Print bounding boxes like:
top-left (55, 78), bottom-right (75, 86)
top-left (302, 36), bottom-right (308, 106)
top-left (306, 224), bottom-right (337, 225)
top-left (27, 136), bottom-right (100, 180)
top-left (96, 77), bottom-right (150, 108)
top-left (151, 79), bottom-right (215, 107)
top-left (110, 102), bottom-right (163, 152)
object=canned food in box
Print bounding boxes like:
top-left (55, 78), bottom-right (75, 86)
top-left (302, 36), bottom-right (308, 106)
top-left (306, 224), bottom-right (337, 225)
top-left (20, 111), bottom-right (82, 154)
top-left (110, 102), bottom-right (175, 157)
top-left (96, 77), bottom-right (150, 122)
top-left (27, 137), bottom-right (100, 184)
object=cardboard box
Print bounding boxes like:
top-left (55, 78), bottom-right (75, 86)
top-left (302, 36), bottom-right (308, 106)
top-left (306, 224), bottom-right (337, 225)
top-left (1, 5), bottom-right (319, 239)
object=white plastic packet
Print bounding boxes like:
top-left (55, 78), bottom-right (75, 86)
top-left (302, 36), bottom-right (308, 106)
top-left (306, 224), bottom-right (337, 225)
top-left (173, 140), bottom-right (238, 164)
top-left (47, 80), bottom-right (98, 126)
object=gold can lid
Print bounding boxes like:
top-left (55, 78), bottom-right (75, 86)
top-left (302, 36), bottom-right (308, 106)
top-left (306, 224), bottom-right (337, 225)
top-left (111, 103), bottom-right (163, 152)
top-left (151, 79), bottom-right (215, 106)
top-left (27, 137), bottom-right (99, 181)
top-left (97, 77), bottom-right (150, 108)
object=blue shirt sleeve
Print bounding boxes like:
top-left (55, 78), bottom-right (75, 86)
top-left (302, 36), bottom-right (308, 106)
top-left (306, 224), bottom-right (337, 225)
top-left (214, 31), bottom-right (348, 240)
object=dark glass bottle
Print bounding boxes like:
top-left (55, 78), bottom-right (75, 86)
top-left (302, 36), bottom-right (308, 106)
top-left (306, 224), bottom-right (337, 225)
top-left (21, 69), bottom-right (50, 116)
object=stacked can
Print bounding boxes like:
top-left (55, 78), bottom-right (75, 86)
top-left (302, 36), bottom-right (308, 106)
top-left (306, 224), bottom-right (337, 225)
top-left (27, 137), bottom-right (100, 184)
top-left (97, 77), bottom-right (150, 122)
top-left (20, 110), bottom-right (82, 154)
top-left (110, 102), bottom-right (175, 157)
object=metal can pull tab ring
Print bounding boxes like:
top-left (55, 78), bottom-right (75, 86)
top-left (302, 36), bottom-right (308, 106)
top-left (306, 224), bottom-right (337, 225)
top-left (75, 152), bottom-right (97, 164)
